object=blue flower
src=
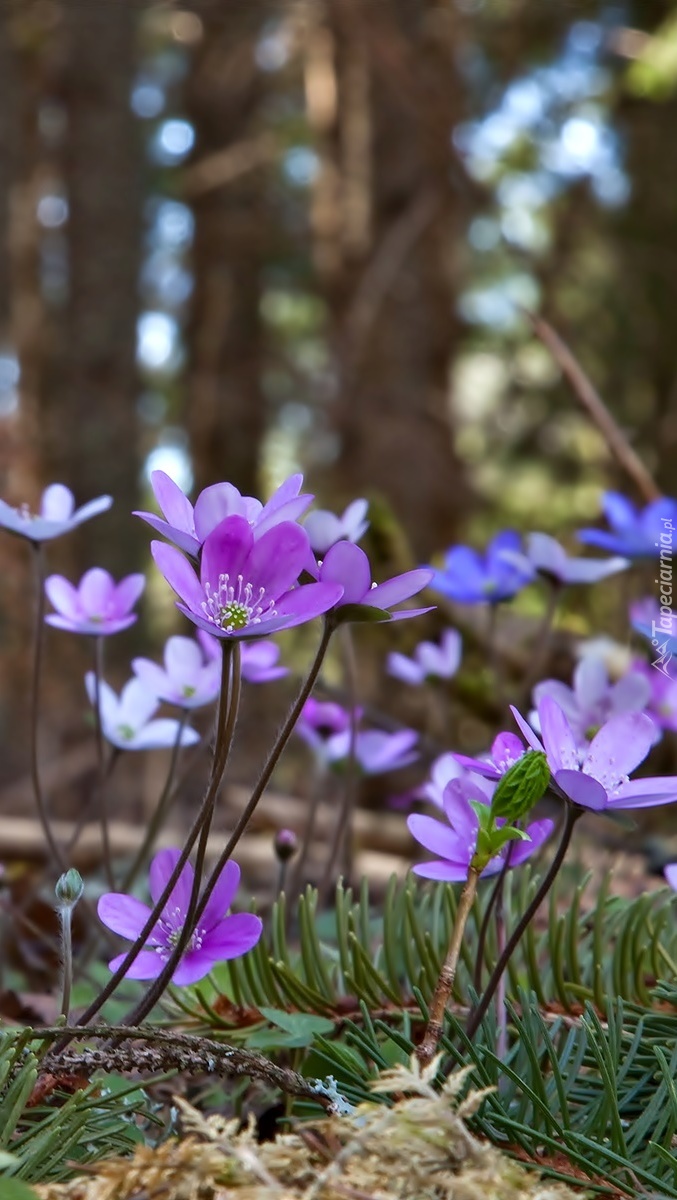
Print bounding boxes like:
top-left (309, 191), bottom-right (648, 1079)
top-left (578, 492), bottom-right (677, 559)
top-left (430, 530), bottom-right (534, 604)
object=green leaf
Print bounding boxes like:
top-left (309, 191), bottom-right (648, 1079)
top-left (257, 1007), bottom-right (335, 1039)
top-left (331, 603), bottom-right (391, 626)
top-left (0, 1181), bottom-right (40, 1200)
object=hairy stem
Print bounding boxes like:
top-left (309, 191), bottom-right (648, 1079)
top-left (465, 804), bottom-right (581, 1041)
top-left (418, 866), bottom-right (479, 1069)
top-left (29, 544), bottom-right (68, 873)
top-left (121, 643), bottom-right (241, 1026)
top-left (193, 618), bottom-right (334, 925)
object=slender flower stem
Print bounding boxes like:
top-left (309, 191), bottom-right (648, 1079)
top-left (418, 866), bottom-right (480, 1069)
top-left (121, 643), bottom-right (241, 1026)
top-left (321, 624), bottom-right (359, 894)
top-left (29, 543), bottom-right (68, 873)
top-left (91, 636), bottom-right (105, 774)
top-left (120, 713), bottom-right (189, 892)
top-left (472, 854), bottom-right (510, 993)
top-left (59, 908), bottom-right (74, 1022)
top-left (465, 803), bottom-right (581, 1042)
top-left (193, 618), bottom-right (334, 926)
top-left (71, 645), bottom-right (237, 1037)
top-left (288, 757), bottom-right (326, 903)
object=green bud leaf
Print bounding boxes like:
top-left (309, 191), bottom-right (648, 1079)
top-left (491, 751), bottom-right (550, 822)
top-left (330, 603), bottom-right (392, 626)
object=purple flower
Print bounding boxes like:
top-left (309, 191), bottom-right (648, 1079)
top-left (151, 515), bottom-right (343, 640)
top-left (296, 700), bottom-right (417, 774)
top-left (631, 597), bottom-right (677, 657)
top-left (454, 731), bottom-right (527, 781)
top-left (98, 848), bottom-right (262, 985)
top-left (511, 697), bottom-right (677, 811)
top-left (510, 533), bottom-right (629, 587)
top-left (314, 541), bottom-right (433, 622)
top-left (578, 492), bottom-right (677, 559)
top-left (408, 776), bottom-right (553, 882)
top-left (430, 531), bottom-right (534, 605)
top-left (133, 631), bottom-right (222, 709)
top-left (304, 499), bottom-right (369, 555)
top-left (388, 629), bottom-right (461, 686)
top-left (634, 660), bottom-right (677, 732)
top-left (416, 751), bottom-right (495, 808)
top-left (532, 654), bottom-right (653, 746)
top-left (664, 863), bottom-right (677, 892)
top-left (45, 568), bottom-right (145, 636)
top-left (240, 639), bottom-right (287, 683)
top-left (85, 673), bottom-right (200, 751)
top-left (135, 471), bottom-right (312, 557)
top-left (0, 483), bottom-right (112, 543)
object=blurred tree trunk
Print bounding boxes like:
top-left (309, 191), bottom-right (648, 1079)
top-left (42, 0), bottom-right (144, 580)
top-left (306, 0), bottom-right (471, 560)
top-left (183, 5), bottom-right (268, 498)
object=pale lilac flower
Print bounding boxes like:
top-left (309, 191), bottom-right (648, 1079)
top-left (85, 673), bottom-right (200, 751)
top-left (430, 531), bottom-right (534, 604)
top-left (133, 631), bottom-right (221, 709)
top-left (45, 568), bottom-right (145, 636)
top-left (454, 731), bottom-right (527, 781)
top-left (304, 499), bottom-right (369, 555)
top-left (634, 660), bottom-right (677, 733)
top-left (314, 541), bottom-right (433, 622)
top-left (151, 515), bottom-right (343, 640)
top-left (532, 654), bottom-right (653, 746)
top-left (511, 697), bottom-right (676, 811)
top-left (408, 776), bottom-right (553, 882)
top-left (388, 629), bottom-right (461, 686)
top-left (631, 597), bottom-right (677, 657)
top-left (135, 471), bottom-right (312, 557)
top-left (98, 848), bottom-right (262, 985)
top-left (664, 863), bottom-right (677, 892)
top-left (0, 483), bottom-right (112, 543)
top-left (240, 640), bottom-right (287, 683)
top-left (509, 533), bottom-right (629, 586)
top-left (417, 752), bottom-right (494, 808)
top-left (296, 699), bottom-right (417, 774)
top-left (578, 492), bottom-right (677, 559)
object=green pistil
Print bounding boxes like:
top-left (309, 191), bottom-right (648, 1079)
top-left (220, 601), bottom-right (249, 630)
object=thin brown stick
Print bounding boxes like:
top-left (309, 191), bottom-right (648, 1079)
top-left (527, 312), bottom-right (660, 503)
top-left (417, 866), bottom-right (479, 1069)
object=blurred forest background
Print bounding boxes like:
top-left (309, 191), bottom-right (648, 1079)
top-left (1, 0), bottom-right (676, 812)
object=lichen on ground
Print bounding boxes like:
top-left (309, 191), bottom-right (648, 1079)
top-left (35, 1057), bottom-right (584, 1200)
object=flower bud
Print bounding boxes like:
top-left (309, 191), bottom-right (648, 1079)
top-left (274, 829), bottom-right (298, 863)
top-left (55, 868), bottom-right (84, 909)
top-left (491, 751), bottom-right (550, 823)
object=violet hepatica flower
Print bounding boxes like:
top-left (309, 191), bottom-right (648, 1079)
top-left (631, 597), bottom-right (677, 657)
top-left (578, 492), bottom-right (677, 559)
top-left (532, 654), bottom-right (654, 747)
top-left (45, 568), bottom-right (145, 636)
top-left (634, 660), bottom-right (677, 733)
top-left (388, 628), bottom-right (461, 686)
top-left (0, 483), bottom-right (112, 543)
top-left (454, 731), bottom-right (527, 781)
top-left (240, 639), bottom-right (288, 683)
top-left (511, 696), bottom-right (677, 811)
top-left (509, 533), bottom-right (629, 587)
top-left (133, 631), bottom-right (221, 709)
top-left (416, 751), bottom-right (494, 809)
top-left (430, 531), bottom-right (534, 605)
top-left (664, 863), bottom-right (677, 893)
top-left (135, 471), bottom-right (312, 558)
top-left (98, 848), bottom-right (262, 985)
top-left (314, 541), bottom-right (433, 622)
top-left (85, 673), bottom-right (200, 751)
top-left (151, 514), bottom-right (343, 640)
top-left (304, 499), bottom-right (369, 556)
top-left (296, 699), bottom-right (417, 774)
top-left (408, 777), bottom-right (553, 882)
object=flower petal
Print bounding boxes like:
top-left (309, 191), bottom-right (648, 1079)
top-left (199, 912), bottom-right (263, 959)
top-left (108, 949), bottom-right (164, 979)
top-left (368, 569), bottom-right (433, 611)
top-left (200, 860), bottom-right (241, 931)
top-left (320, 542), bottom-right (372, 603)
top-left (407, 813), bottom-right (472, 864)
top-left (135, 511), bottom-right (200, 556)
top-left (245, 521), bottom-right (311, 597)
top-left (193, 482), bottom-right (247, 541)
top-left (151, 471), bottom-right (195, 532)
top-left (152, 541), bottom-right (205, 615)
top-left (149, 848), bottom-right (194, 915)
top-left (554, 769), bottom-right (608, 810)
top-left (583, 711), bottom-right (657, 786)
top-left (114, 573), bottom-right (146, 614)
top-left (538, 697), bottom-right (579, 772)
top-left (45, 575), bottom-right (80, 619)
top-left (200, 515), bottom-right (253, 591)
top-left (98, 894), bottom-right (154, 941)
top-left (79, 568), bottom-right (115, 616)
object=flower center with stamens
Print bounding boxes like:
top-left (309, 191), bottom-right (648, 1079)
top-left (157, 910), bottom-right (204, 956)
top-left (202, 572), bottom-right (277, 635)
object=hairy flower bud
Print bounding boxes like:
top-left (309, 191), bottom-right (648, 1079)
top-left (274, 829), bottom-right (298, 863)
top-left (491, 751), bottom-right (550, 822)
top-left (55, 868), bottom-right (84, 909)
